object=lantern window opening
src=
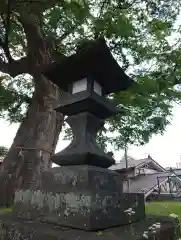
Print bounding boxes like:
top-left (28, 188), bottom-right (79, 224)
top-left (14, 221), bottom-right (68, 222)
top-left (72, 78), bottom-right (87, 94)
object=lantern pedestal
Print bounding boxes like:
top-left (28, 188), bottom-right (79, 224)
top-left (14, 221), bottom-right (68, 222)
top-left (0, 175), bottom-right (179, 239)
top-left (1, 214), bottom-right (180, 240)
top-left (12, 166), bottom-right (145, 230)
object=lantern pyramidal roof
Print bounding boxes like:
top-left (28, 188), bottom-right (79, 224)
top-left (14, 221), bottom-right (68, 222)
top-left (44, 37), bottom-right (133, 95)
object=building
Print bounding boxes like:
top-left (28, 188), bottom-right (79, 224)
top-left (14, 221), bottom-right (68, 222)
top-left (109, 155), bottom-right (181, 200)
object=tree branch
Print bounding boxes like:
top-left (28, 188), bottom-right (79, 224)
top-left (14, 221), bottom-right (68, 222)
top-left (0, 0), bottom-right (65, 15)
top-left (0, 56), bottom-right (29, 77)
top-left (17, 13), bottom-right (44, 54)
top-left (4, 0), bottom-right (12, 63)
top-left (16, 0), bottom-right (65, 13)
top-left (0, 22), bottom-right (12, 63)
top-left (0, 0), bottom-right (13, 63)
top-left (94, 0), bottom-right (109, 39)
top-left (17, 12), bottom-right (66, 68)
top-left (0, 3), bottom-right (66, 78)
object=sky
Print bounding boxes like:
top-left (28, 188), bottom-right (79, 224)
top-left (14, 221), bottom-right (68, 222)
top-left (1, 103), bottom-right (181, 168)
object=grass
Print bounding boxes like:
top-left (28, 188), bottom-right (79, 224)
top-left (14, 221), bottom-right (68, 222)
top-left (146, 201), bottom-right (181, 223)
top-left (0, 208), bottom-right (12, 213)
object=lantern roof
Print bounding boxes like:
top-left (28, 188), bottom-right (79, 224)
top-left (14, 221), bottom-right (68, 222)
top-left (43, 38), bottom-right (133, 95)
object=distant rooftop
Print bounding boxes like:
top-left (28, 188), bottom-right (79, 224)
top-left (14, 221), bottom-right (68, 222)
top-left (109, 155), bottom-right (165, 172)
top-left (109, 158), bottom-right (148, 171)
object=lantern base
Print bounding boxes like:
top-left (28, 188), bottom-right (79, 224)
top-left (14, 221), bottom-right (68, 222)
top-left (0, 213), bottom-right (179, 240)
top-left (12, 166), bottom-right (145, 230)
top-left (52, 152), bottom-right (115, 168)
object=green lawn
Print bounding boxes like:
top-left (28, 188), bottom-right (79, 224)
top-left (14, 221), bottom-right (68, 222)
top-left (146, 201), bottom-right (181, 223)
top-left (0, 208), bottom-right (12, 213)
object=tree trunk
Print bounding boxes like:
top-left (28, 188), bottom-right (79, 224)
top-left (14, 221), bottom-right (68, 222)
top-left (0, 9), bottom-right (69, 206)
top-left (0, 75), bottom-right (65, 207)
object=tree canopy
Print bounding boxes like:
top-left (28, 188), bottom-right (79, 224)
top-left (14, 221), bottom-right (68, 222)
top-left (1, 0), bottom-right (181, 150)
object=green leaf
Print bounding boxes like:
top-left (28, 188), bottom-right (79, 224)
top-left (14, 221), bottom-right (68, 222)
top-left (48, 7), bottom-right (63, 29)
top-left (115, 15), bottom-right (134, 37)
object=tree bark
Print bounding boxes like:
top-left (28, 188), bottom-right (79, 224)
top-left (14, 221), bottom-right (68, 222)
top-left (0, 7), bottom-right (69, 207)
top-left (0, 74), bottom-right (66, 206)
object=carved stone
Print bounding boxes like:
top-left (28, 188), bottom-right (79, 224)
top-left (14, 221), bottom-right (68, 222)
top-left (12, 166), bottom-right (145, 230)
top-left (51, 113), bottom-right (115, 168)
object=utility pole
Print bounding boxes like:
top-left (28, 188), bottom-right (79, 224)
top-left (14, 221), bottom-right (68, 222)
top-left (124, 141), bottom-right (130, 192)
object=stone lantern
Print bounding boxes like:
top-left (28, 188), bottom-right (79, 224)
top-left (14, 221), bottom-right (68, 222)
top-left (11, 38), bottom-right (145, 231)
top-left (44, 38), bottom-right (133, 168)
top-left (12, 38), bottom-right (144, 230)
top-left (0, 38), bottom-right (178, 240)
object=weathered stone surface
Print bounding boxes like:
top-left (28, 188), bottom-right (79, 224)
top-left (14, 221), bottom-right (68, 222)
top-left (12, 166), bottom-right (145, 230)
top-left (123, 192), bottom-right (145, 222)
top-left (0, 212), bottom-right (179, 240)
top-left (51, 112), bottom-right (116, 168)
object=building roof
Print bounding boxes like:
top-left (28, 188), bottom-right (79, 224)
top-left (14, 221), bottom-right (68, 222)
top-left (109, 156), bottom-right (165, 172)
top-left (109, 158), bottom-right (146, 170)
